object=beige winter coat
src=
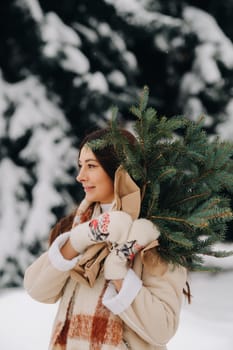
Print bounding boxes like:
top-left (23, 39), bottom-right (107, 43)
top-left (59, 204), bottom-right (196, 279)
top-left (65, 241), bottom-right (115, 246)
top-left (24, 249), bottom-right (186, 350)
top-left (24, 167), bottom-right (187, 349)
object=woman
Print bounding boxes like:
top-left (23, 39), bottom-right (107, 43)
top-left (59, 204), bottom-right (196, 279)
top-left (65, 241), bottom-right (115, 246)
top-left (24, 128), bottom-right (187, 350)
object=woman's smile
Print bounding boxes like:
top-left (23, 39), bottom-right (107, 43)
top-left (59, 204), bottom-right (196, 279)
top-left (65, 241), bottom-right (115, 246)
top-left (83, 186), bottom-right (95, 192)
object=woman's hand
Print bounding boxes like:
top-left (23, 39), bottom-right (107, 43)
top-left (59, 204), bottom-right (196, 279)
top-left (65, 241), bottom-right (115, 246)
top-left (104, 218), bottom-right (160, 291)
top-left (104, 249), bottom-right (127, 292)
top-left (60, 239), bottom-right (79, 260)
top-left (69, 211), bottom-right (133, 254)
top-left (112, 279), bottom-right (123, 292)
top-left (114, 218), bottom-right (160, 261)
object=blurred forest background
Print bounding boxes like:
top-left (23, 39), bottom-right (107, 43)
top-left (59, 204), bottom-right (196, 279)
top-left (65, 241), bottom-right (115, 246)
top-left (1, 0), bottom-right (233, 288)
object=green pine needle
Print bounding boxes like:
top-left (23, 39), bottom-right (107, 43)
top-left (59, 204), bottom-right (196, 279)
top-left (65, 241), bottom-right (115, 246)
top-left (92, 86), bottom-right (233, 271)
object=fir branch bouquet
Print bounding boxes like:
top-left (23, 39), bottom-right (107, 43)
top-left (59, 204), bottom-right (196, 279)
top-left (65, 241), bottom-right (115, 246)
top-left (88, 86), bottom-right (233, 270)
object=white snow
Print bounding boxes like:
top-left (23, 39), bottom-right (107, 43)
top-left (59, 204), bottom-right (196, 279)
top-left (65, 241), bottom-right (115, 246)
top-left (87, 72), bottom-right (109, 93)
top-left (180, 73), bottom-right (204, 97)
top-left (182, 7), bottom-right (228, 85)
top-left (73, 22), bottom-right (98, 43)
top-left (180, 6), bottom-right (233, 127)
top-left (41, 12), bottom-right (90, 75)
top-left (59, 46), bottom-right (90, 75)
top-left (108, 70), bottom-right (127, 87)
top-left (42, 12), bottom-right (81, 46)
top-left (183, 6), bottom-right (233, 69)
top-left (169, 269), bottom-right (233, 349)
top-left (122, 51), bottom-right (138, 70)
top-left (184, 7), bottom-right (228, 44)
top-left (19, 0), bottom-right (44, 21)
top-left (0, 74), bottom-right (77, 273)
top-left (194, 44), bottom-right (222, 84)
top-left (0, 288), bottom-right (57, 349)
top-left (0, 159), bottom-right (26, 264)
top-left (0, 266), bottom-right (233, 349)
top-left (5, 76), bottom-right (69, 139)
top-left (105, 0), bottom-right (182, 28)
top-left (217, 99), bottom-right (233, 140)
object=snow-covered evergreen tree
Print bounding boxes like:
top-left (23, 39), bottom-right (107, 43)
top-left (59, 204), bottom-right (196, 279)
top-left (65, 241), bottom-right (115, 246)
top-left (0, 74), bottom-right (77, 287)
top-left (180, 6), bottom-right (233, 138)
top-left (1, 0), bottom-right (233, 286)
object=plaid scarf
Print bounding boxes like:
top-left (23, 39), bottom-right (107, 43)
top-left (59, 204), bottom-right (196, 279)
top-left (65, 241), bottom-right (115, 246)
top-left (50, 201), bottom-right (124, 350)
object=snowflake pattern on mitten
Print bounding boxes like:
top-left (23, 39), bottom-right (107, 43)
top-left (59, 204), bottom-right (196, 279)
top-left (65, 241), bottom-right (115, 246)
top-left (88, 213), bottom-right (111, 241)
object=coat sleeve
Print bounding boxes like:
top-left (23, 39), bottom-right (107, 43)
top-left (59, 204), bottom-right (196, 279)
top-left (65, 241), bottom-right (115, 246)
top-left (103, 256), bottom-right (187, 347)
top-left (24, 252), bottom-right (70, 304)
top-left (122, 264), bottom-right (187, 346)
top-left (24, 232), bottom-right (81, 304)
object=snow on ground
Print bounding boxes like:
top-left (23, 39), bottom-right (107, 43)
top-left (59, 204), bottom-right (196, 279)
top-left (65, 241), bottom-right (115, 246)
top-left (0, 266), bottom-right (233, 350)
top-left (169, 270), bottom-right (233, 349)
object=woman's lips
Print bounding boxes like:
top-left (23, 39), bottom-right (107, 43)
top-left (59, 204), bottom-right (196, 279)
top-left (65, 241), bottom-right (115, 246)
top-left (84, 186), bottom-right (95, 192)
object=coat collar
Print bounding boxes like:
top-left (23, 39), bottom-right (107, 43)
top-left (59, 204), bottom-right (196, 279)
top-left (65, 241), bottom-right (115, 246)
top-left (112, 165), bottom-right (141, 220)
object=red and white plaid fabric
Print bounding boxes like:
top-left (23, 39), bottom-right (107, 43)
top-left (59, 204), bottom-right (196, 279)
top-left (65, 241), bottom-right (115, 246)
top-left (50, 201), bottom-right (125, 350)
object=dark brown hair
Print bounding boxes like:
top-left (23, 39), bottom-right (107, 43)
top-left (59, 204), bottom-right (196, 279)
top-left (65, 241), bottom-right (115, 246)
top-left (49, 127), bottom-right (136, 245)
top-left (78, 128), bottom-right (137, 181)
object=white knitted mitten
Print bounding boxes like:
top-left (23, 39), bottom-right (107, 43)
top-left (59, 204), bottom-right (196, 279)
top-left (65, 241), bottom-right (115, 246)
top-left (115, 218), bottom-right (160, 261)
top-left (104, 219), bottom-right (160, 280)
top-left (104, 249), bottom-right (128, 280)
top-left (69, 211), bottom-right (133, 253)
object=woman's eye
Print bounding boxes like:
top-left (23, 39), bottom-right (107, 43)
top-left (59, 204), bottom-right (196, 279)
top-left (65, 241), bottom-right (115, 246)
top-left (77, 163), bottom-right (97, 171)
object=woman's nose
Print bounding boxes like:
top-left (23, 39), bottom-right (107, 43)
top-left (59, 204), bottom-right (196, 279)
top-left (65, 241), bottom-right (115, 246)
top-left (76, 167), bottom-right (86, 182)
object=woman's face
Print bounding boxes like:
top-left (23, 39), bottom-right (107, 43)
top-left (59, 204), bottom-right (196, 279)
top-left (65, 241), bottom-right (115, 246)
top-left (76, 145), bottom-right (114, 204)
